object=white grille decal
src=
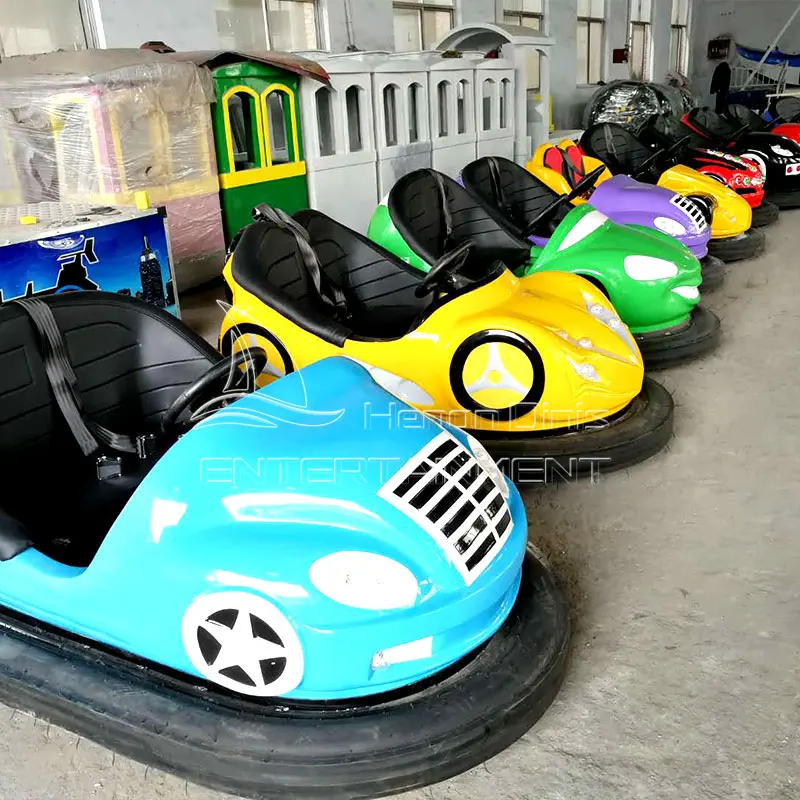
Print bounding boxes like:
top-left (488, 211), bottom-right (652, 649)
top-left (378, 432), bottom-right (513, 585)
top-left (669, 194), bottom-right (708, 233)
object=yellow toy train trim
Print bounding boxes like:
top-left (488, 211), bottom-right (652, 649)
top-left (220, 85), bottom-right (267, 176)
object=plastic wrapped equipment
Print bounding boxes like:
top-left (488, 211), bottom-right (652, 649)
top-left (583, 80), bottom-right (697, 135)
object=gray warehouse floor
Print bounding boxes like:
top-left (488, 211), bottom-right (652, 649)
top-left (0, 215), bottom-right (798, 800)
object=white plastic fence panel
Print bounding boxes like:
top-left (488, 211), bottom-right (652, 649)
top-left (372, 58), bottom-right (432, 198)
top-left (301, 63), bottom-right (378, 233)
top-left (474, 60), bottom-right (515, 161)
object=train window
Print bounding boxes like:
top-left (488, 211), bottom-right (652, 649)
top-left (437, 81), bottom-right (450, 137)
top-left (500, 79), bottom-right (511, 129)
top-left (408, 83), bottom-right (422, 143)
top-left (383, 84), bottom-right (398, 147)
top-left (265, 91), bottom-right (292, 164)
top-left (316, 87), bottom-right (336, 157)
top-left (457, 79), bottom-right (469, 135)
top-left (346, 86), bottom-right (364, 152)
top-left (227, 92), bottom-right (261, 171)
top-left (482, 78), bottom-right (496, 131)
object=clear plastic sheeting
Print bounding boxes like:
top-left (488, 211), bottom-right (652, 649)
top-left (583, 80), bottom-right (698, 134)
top-left (0, 49), bottom-right (226, 290)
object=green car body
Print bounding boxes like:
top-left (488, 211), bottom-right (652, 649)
top-left (367, 202), bottom-right (703, 335)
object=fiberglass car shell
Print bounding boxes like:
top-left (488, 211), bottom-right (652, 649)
top-left (0, 293), bottom-right (571, 799)
top-left (220, 208), bottom-right (675, 474)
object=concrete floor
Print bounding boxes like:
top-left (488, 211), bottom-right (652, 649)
top-left (1, 217), bottom-right (799, 799)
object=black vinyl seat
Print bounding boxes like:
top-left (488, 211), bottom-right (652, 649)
top-left (581, 123), bottom-right (659, 180)
top-left (770, 95), bottom-right (800, 123)
top-left (231, 210), bottom-right (437, 342)
top-left (386, 169), bottom-right (532, 274)
top-left (460, 156), bottom-right (569, 237)
top-left (684, 107), bottom-right (744, 143)
top-left (0, 292), bottom-right (219, 566)
top-left (724, 104), bottom-right (772, 133)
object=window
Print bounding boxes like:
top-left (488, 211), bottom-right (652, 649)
top-left (437, 81), bottom-right (450, 137)
top-left (345, 86), bottom-right (364, 152)
top-left (227, 91), bottom-right (262, 171)
top-left (315, 87), bottom-right (335, 157)
top-left (629, 0), bottom-right (652, 81)
top-left (577, 0), bottom-right (605, 85)
top-left (503, 0), bottom-right (543, 90)
top-left (482, 79), bottom-right (495, 131)
top-left (500, 78), bottom-right (511, 129)
top-left (670, 0), bottom-right (689, 74)
top-left (383, 84), bottom-right (398, 147)
top-left (0, 0), bottom-right (88, 56)
top-left (457, 79), bottom-right (469, 134)
top-left (214, 0), bottom-right (319, 52)
top-left (265, 91), bottom-right (292, 164)
top-left (408, 82), bottom-right (422, 142)
top-left (393, 0), bottom-right (454, 52)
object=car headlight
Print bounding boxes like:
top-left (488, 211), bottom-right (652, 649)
top-left (772, 143), bottom-right (795, 157)
top-left (465, 433), bottom-right (509, 498)
top-left (309, 551), bottom-right (419, 610)
top-left (653, 216), bottom-right (687, 237)
top-left (623, 255), bottom-right (679, 281)
top-left (568, 358), bottom-right (601, 382)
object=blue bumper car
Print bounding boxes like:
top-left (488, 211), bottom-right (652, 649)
top-left (0, 292), bottom-right (568, 799)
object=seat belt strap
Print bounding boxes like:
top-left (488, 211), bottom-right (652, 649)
top-left (252, 205), bottom-right (349, 321)
top-left (12, 298), bottom-right (137, 456)
top-left (486, 157), bottom-right (511, 217)
top-left (428, 169), bottom-right (454, 252)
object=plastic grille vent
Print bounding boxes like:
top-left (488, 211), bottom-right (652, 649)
top-left (379, 432), bottom-right (513, 585)
top-left (669, 194), bottom-right (708, 233)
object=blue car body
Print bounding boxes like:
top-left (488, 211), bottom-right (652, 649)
top-left (0, 358), bottom-right (526, 700)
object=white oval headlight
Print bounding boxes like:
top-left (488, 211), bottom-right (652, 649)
top-left (309, 552), bottom-right (419, 610)
top-left (772, 143), bottom-right (795, 157)
top-left (623, 255), bottom-right (679, 281)
top-left (653, 216), bottom-right (687, 237)
top-left (465, 433), bottom-right (509, 499)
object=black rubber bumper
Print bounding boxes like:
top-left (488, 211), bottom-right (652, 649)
top-left (766, 189), bottom-right (800, 209)
top-left (750, 199), bottom-right (780, 227)
top-left (699, 254), bottom-right (726, 293)
top-left (477, 376), bottom-right (673, 482)
top-left (0, 550), bottom-right (568, 800)
top-left (707, 227), bottom-right (765, 262)
top-left (636, 305), bottom-right (721, 369)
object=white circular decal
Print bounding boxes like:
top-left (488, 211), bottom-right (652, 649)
top-left (182, 591), bottom-right (304, 697)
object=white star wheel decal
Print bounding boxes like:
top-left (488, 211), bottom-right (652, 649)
top-left (182, 591), bottom-right (304, 696)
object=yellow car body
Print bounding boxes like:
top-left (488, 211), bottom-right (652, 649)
top-left (527, 140), bottom-right (752, 240)
top-left (220, 257), bottom-right (644, 434)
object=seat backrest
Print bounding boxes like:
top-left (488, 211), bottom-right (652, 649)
top-left (772, 95), bottom-right (800, 122)
top-left (294, 209), bottom-right (432, 339)
top-left (460, 156), bottom-right (564, 235)
top-left (581, 123), bottom-right (653, 176)
top-left (0, 292), bottom-right (218, 528)
top-left (688, 107), bottom-right (737, 139)
top-left (726, 103), bottom-right (768, 132)
top-left (387, 169), bottom-right (531, 273)
top-left (230, 221), bottom-right (351, 346)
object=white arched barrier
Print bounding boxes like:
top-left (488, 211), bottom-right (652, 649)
top-left (474, 58), bottom-right (515, 161)
top-left (300, 55), bottom-right (378, 233)
top-left (436, 23), bottom-right (553, 165)
top-left (371, 55), bottom-right (432, 198)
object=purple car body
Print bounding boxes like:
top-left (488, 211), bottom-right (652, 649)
top-left (586, 175), bottom-right (710, 259)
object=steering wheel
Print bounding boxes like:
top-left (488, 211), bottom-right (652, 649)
top-left (632, 135), bottom-right (690, 179)
top-left (415, 240), bottom-right (475, 298)
top-left (521, 165), bottom-right (606, 238)
top-left (160, 346), bottom-right (268, 436)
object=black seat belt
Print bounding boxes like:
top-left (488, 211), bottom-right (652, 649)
top-left (427, 169), bottom-right (454, 254)
top-left (13, 298), bottom-right (138, 458)
top-left (486, 157), bottom-right (512, 218)
top-left (252, 205), bottom-right (349, 322)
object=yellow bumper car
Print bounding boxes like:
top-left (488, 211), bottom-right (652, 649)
top-left (218, 206), bottom-right (674, 481)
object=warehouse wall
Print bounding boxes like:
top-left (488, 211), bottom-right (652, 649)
top-left (691, 0), bottom-right (800, 104)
